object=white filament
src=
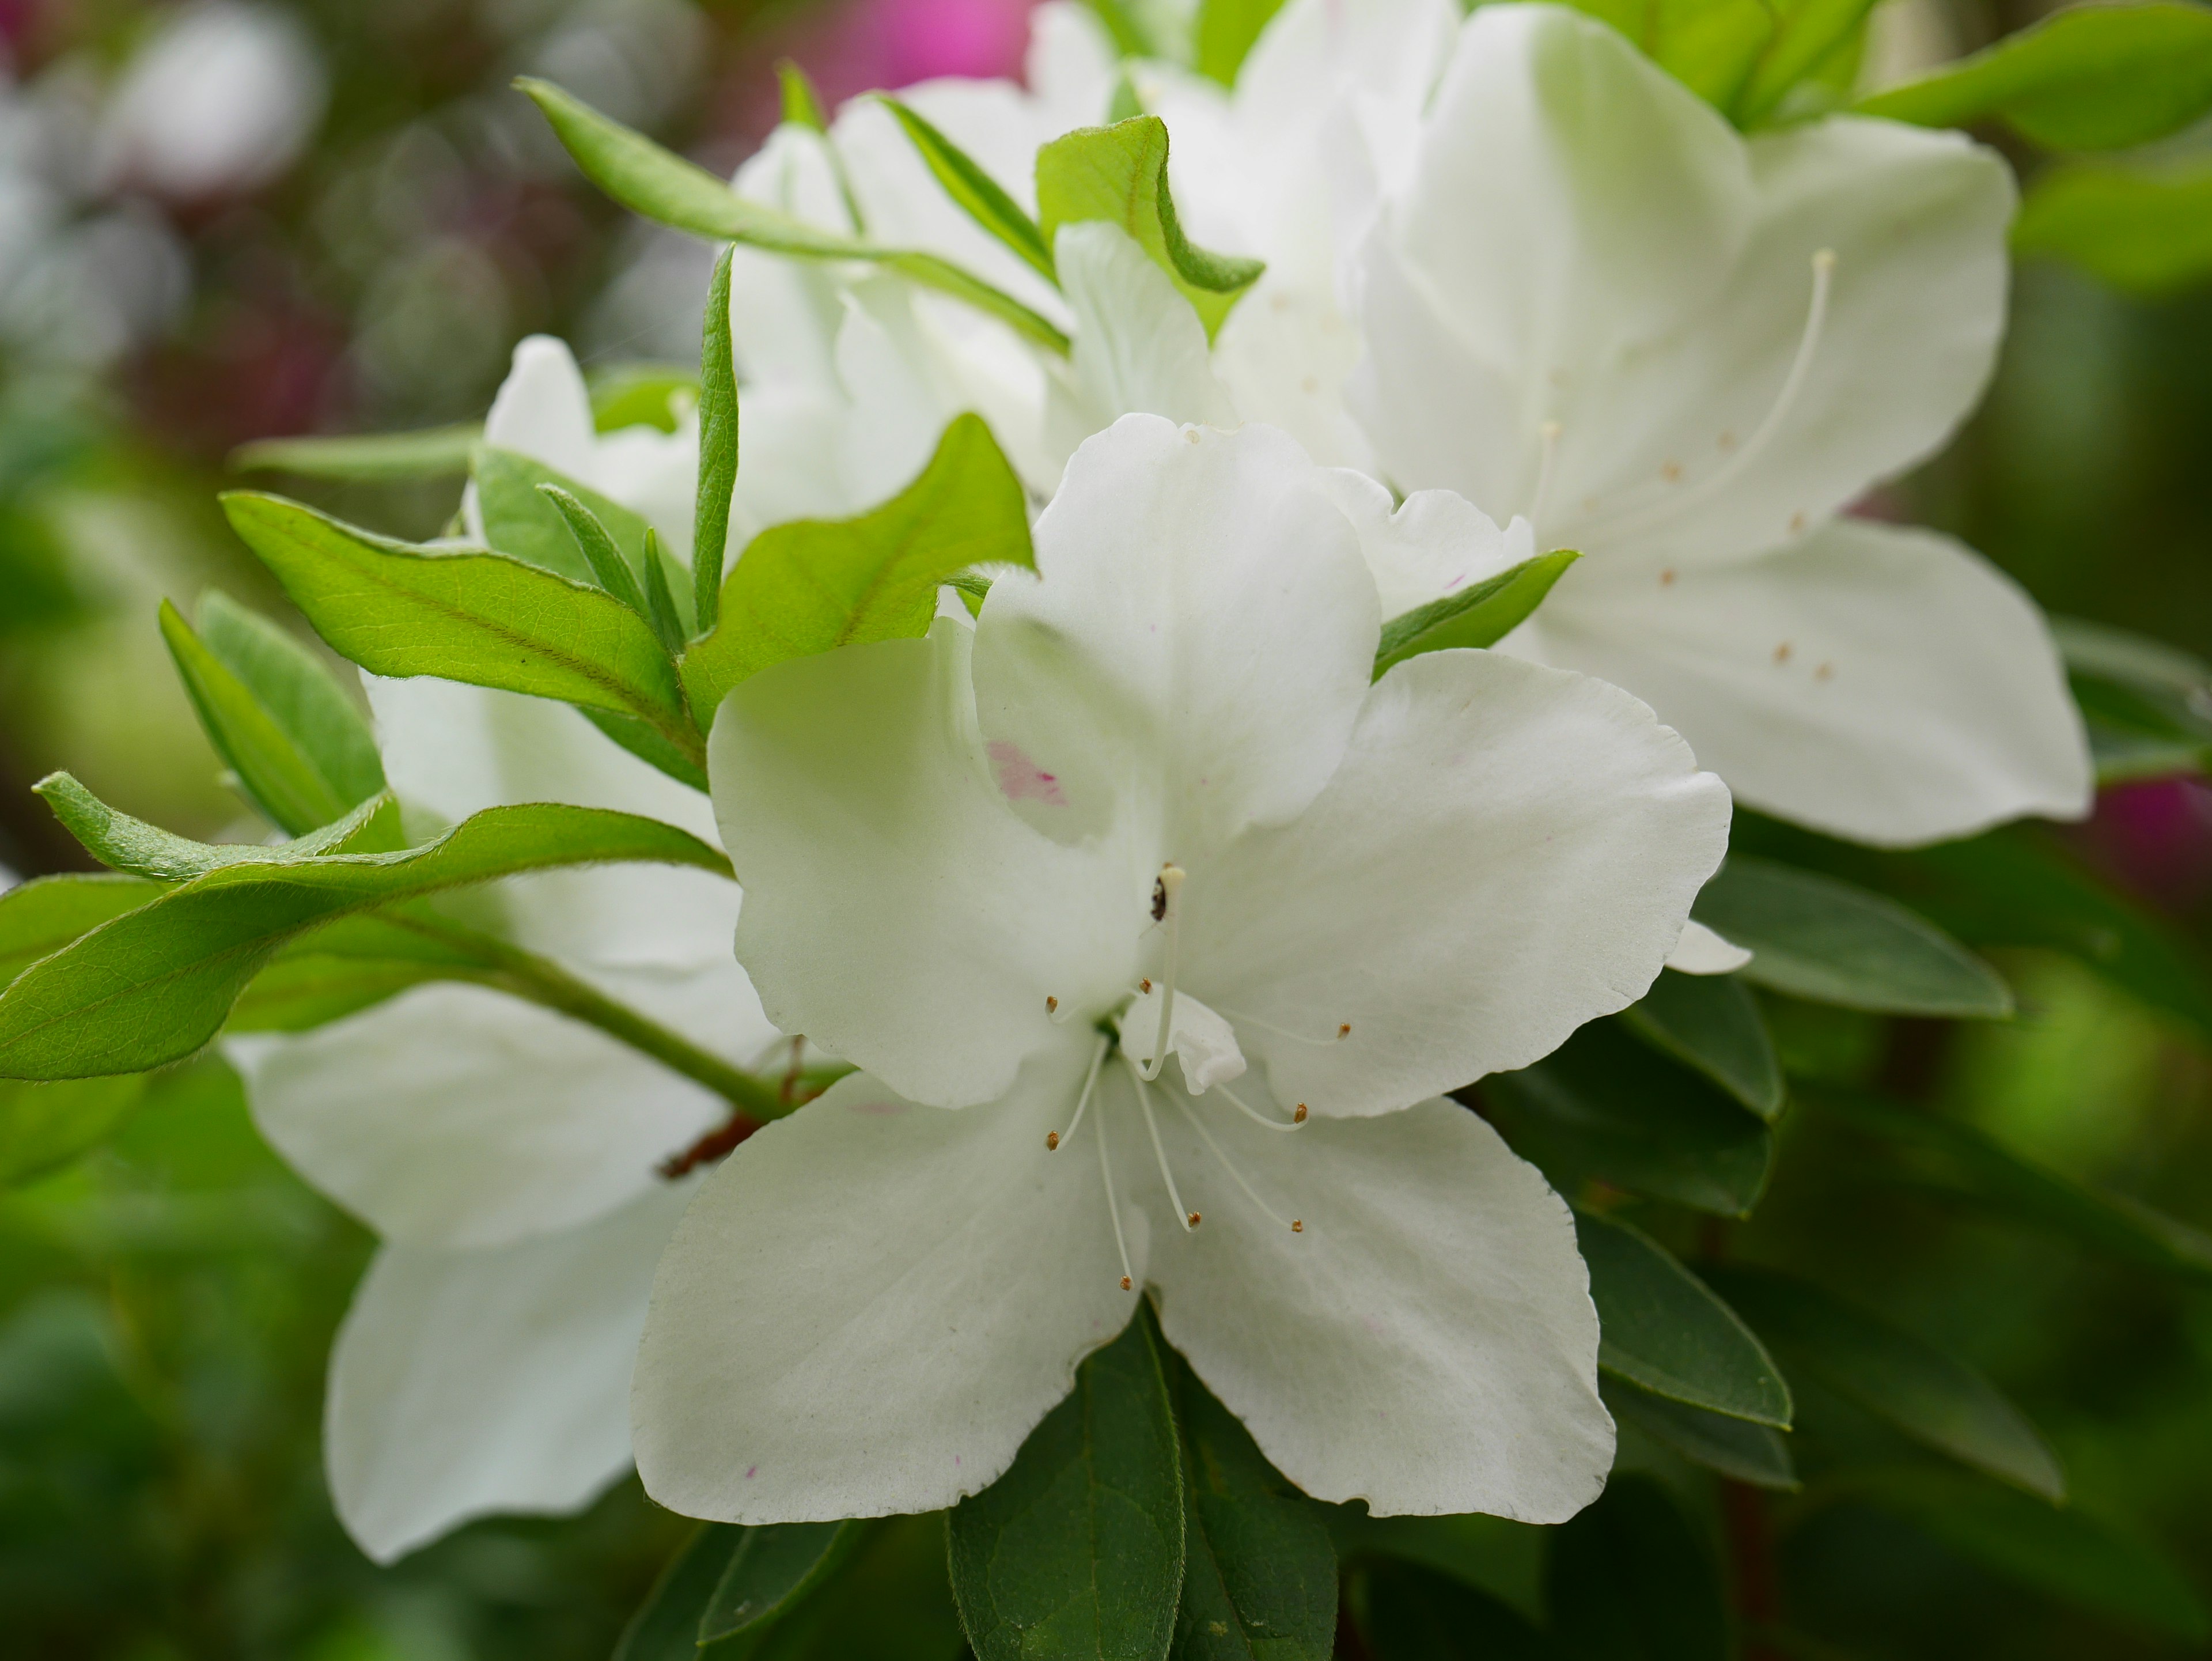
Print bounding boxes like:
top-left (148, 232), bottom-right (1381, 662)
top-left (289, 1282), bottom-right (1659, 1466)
top-left (1123, 1051), bottom-right (1197, 1231)
top-left (1095, 1081), bottom-right (1136, 1291)
top-left (1050, 1036), bottom-right (1111, 1151)
top-left (1170, 1088), bottom-right (1298, 1231)
top-left (1213, 1079), bottom-right (1305, 1133)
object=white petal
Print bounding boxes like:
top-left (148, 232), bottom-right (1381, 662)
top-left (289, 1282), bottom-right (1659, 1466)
top-left (711, 619), bottom-right (1130, 1107)
top-left (1531, 518), bottom-right (2093, 846)
top-left (1666, 920), bottom-right (1753, 976)
top-left (1187, 649), bottom-right (1732, 1115)
top-left (972, 415), bottom-right (1380, 861)
top-left (1048, 221), bottom-right (1237, 460)
top-left (631, 1054), bottom-right (1145, 1523)
top-left (326, 1182), bottom-right (691, 1562)
top-left (592, 418), bottom-right (699, 561)
top-left (1319, 466), bottom-right (1533, 618)
top-left (1148, 1091), bottom-right (1612, 1522)
top-left (230, 979), bottom-right (734, 1249)
top-left (1119, 985), bottom-right (1248, 1094)
top-left (1213, 277), bottom-right (1377, 471)
top-left (1026, 2), bottom-right (1118, 127)
top-left (482, 334), bottom-right (597, 481)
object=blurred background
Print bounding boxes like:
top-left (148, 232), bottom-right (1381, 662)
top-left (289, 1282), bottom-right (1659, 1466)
top-left (0, 0), bottom-right (2209, 1655)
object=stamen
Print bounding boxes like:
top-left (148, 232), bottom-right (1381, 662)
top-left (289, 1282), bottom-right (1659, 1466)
top-left (1094, 1081), bottom-right (1136, 1292)
top-left (1048, 1036), bottom-right (1110, 1152)
top-left (1529, 419), bottom-right (1563, 531)
top-left (1046, 994), bottom-right (1060, 1019)
top-left (1138, 864), bottom-right (1185, 1081)
top-left (1122, 1051), bottom-right (1198, 1232)
top-left (1170, 1085), bottom-right (1301, 1232)
top-left (1213, 1079), bottom-right (1305, 1133)
top-left (1577, 249), bottom-right (1836, 543)
top-left (1214, 1008), bottom-right (1351, 1048)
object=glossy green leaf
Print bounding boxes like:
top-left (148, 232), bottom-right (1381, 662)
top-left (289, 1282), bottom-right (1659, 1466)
top-left (694, 243), bottom-right (738, 634)
top-left (1371, 551), bottom-right (1580, 680)
top-left (1192, 0), bottom-right (1290, 86)
top-left (1844, 1467), bottom-right (2211, 1643)
top-left (517, 77), bottom-right (1071, 355)
top-left (0, 875), bottom-right (164, 989)
top-left (229, 423), bottom-right (480, 480)
top-left (1704, 1265), bottom-right (2065, 1500)
top-left (1616, 967), bottom-right (1783, 1118)
top-left (880, 97), bottom-right (1055, 281)
top-left (1169, 1356), bottom-right (1335, 1661)
top-left (1035, 116), bottom-right (1264, 339)
top-left (0, 1074), bottom-right (147, 1187)
top-left (0, 803), bottom-right (730, 1080)
top-left (222, 490), bottom-right (699, 760)
top-left (2015, 162), bottom-right (2212, 297)
top-left (1858, 3), bottom-right (2212, 149)
top-left (1694, 855), bottom-right (2013, 1017)
top-left (1576, 1208), bottom-right (1791, 1427)
top-left (700, 1521), bottom-right (863, 1643)
top-left (948, 1311), bottom-right (1184, 1661)
top-left (615, 1523), bottom-right (746, 1661)
top-left (196, 589), bottom-right (384, 808)
top-left (1327, 1511), bottom-right (1547, 1626)
top-left (1354, 1559), bottom-right (1557, 1661)
top-left (682, 413), bottom-right (1033, 725)
top-left (35, 775), bottom-right (398, 882)
top-left (1603, 1375), bottom-right (1798, 1490)
top-left (1543, 1475), bottom-right (1726, 1661)
top-left (1475, 1023), bottom-right (1774, 1216)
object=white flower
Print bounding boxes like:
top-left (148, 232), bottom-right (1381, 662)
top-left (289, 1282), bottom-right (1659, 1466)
top-left (1350, 4), bottom-right (2092, 847)
top-left (630, 416), bottom-right (1732, 1526)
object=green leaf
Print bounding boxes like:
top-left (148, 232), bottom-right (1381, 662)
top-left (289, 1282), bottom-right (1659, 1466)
top-left (0, 803), bottom-right (730, 1080)
top-left (1694, 855), bottom-right (2013, 1018)
top-left (879, 97), bottom-right (1055, 282)
top-left (682, 413), bottom-right (1033, 725)
top-left (1703, 1265), bottom-right (2066, 1500)
top-left (589, 362), bottom-right (699, 433)
top-left (1192, 0), bottom-right (1289, 87)
top-left (1843, 1467), bottom-right (2211, 1644)
top-left (229, 423), bottom-right (480, 480)
top-left (222, 490), bottom-right (699, 763)
top-left (777, 59), bottom-right (831, 133)
top-left (1857, 2), bottom-right (2212, 150)
top-left (1801, 1088), bottom-right (2212, 1285)
top-left (639, 528), bottom-right (688, 656)
top-left (701, 1522), bottom-right (864, 1644)
top-left (1575, 1208), bottom-right (1791, 1427)
top-left (1035, 116), bottom-right (1264, 340)
top-left (694, 244), bottom-right (739, 635)
top-left (1371, 551), bottom-right (1580, 681)
top-left (948, 1310), bottom-right (1184, 1661)
top-left (1168, 1355), bottom-right (1335, 1661)
top-left (1733, 0), bottom-right (1882, 125)
top-left (0, 875), bottom-right (164, 989)
top-left (2014, 162), bottom-right (2212, 298)
top-left (516, 77), bottom-right (1071, 355)
top-left (1603, 1375), bottom-right (1798, 1490)
top-left (224, 950), bottom-right (463, 1032)
top-left (0, 1074), bottom-right (146, 1187)
top-left (1543, 1475), bottom-right (1726, 1661)
top-left (579, 707), bottom-right (711, 792)
top-left (537, 481), bottom-right (650, 618)
top-left (191, 589), bottom-right (385, 819)
top-left (472, 445), bottom-right (654, 589)
top-left (36, 775), bottom-right (399, 882)
top-left (1616, 969), bottom-right (1784, 1119)
top-left (1353, 1559), bottom-right (1558, 1661)
top-left (752, 1513), bottom-right (967, 1661)
top-left (615, 1523), bottom-right (746, 1661)
top-left (1474, 1023), bottom-right (1774, 1217)
top-left (1555, 0), bottom-right (1777, 112)
top-left (2055, 615), bottom-right (2212, 781)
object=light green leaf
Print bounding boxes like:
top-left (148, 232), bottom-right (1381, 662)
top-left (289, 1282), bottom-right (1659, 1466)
top-left (1475, 1023), bottom-right (1774, 1217)
top-left (0, 803), bottom-right (730, 1080)
top-left (1734, 0), bottom-right (1881, 124)
top-left (1552, 0), bottom-right (1776, 112)
top-left (1616, 968), bottom-right (1783, 1119)
top-left (516, 77), bottom-right (1071, 356)
top-left (1576, 1208), bottom-right (1791, 1427)
top-left (777, 59), bottom-right (831, 133)
top-left (223, 490), bottom-right (699, 763)
top-left (1543, 1475), bottom-right (1726, 1661)
top-left (1035, 116), bottom-right (1264, 340)
top-left (880, 97), bottom-right (1055, 282)
top-left (473, 446), bottom-right (653, 587)
top-left (1192, 0), bottom-right (1289, 87)
top-left (615, 1524), bottom-right (746, 1661)
top-left (1, 875), bottom-right (164, 989)
top-left (681, 413), bottom-right (1033, 725)
top-left (195, 589), bottom-right (385, 815)
top-left (694, 244), bottom-right (739, 635)
top-left (1705, 1265), bottom-right (2066, 1500)
top-left (1372, 551), bottom-right (1580, 680)
top-left (1857, 2), bottom-right (2212, 150)
top-left (2014, 162), bottom-right (2212, 297)
top-left (229, 423), bottom-right (480, 480)
top-left (579, 707), bottom-right (710, 792)
top-left (224, 950), bottom-right (468, 1033)
top-left (0, 1074), bottom-right (147, 1188)
top-left (589, 363), bottom-right (698, 433)
top-left (1693, 855), bottom-right (2013, 1018)
top-left (700, 1521), bottom-right (864, 1644)
top-left (948, 1311), bottom-right (1184, 1661)
top-left (35, 775), bottom-right (399, 882)
top-left (1603, 1375), bottom-right (1798, 1491)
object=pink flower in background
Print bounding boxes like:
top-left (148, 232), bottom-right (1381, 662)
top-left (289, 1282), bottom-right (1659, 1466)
top-left (722, 0), bottom-right (1039, 141)
top-left (2082, 777), bottom-right (2212, 912)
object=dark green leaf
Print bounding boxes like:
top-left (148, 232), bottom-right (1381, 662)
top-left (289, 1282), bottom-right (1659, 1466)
top-left (1354, 1559), bottom-right (1558, 1661)
top-left (879, 97), bottom-right (1055, 281)
top-left (1035, 116), bottom-right (1264, 339)
top-left (1169, 1356), bottom-right (1335, 1661)
top-left (35, 775), bottom-right (399, 882)
top-left (1474, 1023), bottom-right (1775, 1216)
top-left (1327, 1509), bottom-right (1547, 1622)
top-left (615, 1523), bottom-right (746, 1661)
top-left (1192, 0), bottom-right (1289, 88)
top-left (224, 951), bottom-right (463, 1032)
top-left (1372, 551), bottom-right (1580, 680)
top-left (949, 1310), bottom-right (1184, 1661)
top-left (1576, 1208), bottom-right (1791, 1427)
top-left (516, 77), bottom-right (1071, 355)
top-left (694, 244), bottom-right (739, 634)
top-left (1694, 856), bottom-right (2013, 1018)
top-left (222, 491), bottom-right (699, 762)
top-left (682, 413), bottom-right (1033, 725)
top-left (2016, 162), bottom-right (2212, 297)
top-left (1858, 2), bottom-right (2212, 150)
top-left (0, 1074), bottom-right (147, 1187)
top-left (1544, 1474), bottom-right (1726, 1661)
top-left (0, 875), bottom-right (164, 989)
top-left (1703, 1265), bottom-right (2065, 1500)
top-left (701, 1522), bottom-right (863, 1643)
top-left (229, 423), bottom-right (480, 480)
top-left (0, 803), bottom-right (730, 1080)
top-left (1616, 968), bottom-right (1783, 1119)
top-left (1604, 1375), bottom-right (1798, 1490)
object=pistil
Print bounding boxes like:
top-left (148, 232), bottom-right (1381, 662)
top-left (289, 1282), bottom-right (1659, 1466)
top-left (1138, 864), bottom-right (1186, 1081)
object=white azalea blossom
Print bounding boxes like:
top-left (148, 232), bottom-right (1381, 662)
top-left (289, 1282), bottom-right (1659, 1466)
top-left (631, 416), bottom-right (1732, 1526)
top-left (1349, 4), bottom-right (2092, 847)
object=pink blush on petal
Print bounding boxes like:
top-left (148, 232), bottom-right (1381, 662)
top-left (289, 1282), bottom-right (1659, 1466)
top-left (988, 739), bottom-right (1067, 805)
